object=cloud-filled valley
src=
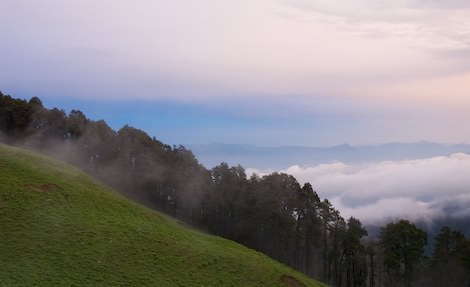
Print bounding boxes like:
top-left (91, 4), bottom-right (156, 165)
top-left (247, 153), bottom-right (470, 224)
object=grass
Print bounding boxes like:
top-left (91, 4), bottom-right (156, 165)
top-left (0, 144), bottom-right (326, 287)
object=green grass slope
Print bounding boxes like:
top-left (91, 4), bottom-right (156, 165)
top-left (0, 144), bottom-right (325, 287)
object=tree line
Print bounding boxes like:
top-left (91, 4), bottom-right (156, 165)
top-left (1, 91), bottom-right (469, 286)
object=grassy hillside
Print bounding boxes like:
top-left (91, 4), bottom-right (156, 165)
top-left (0, 144), bottom-right (325, 287)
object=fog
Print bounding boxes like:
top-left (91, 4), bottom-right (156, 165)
top-left (247, 153), bottom-right (470, 224)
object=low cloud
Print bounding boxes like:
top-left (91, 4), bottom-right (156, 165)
top-left (247, 153), bottom-right (470, 224)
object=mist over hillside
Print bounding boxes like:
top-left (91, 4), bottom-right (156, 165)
top-left (0, 143), bottom-right (323, 287)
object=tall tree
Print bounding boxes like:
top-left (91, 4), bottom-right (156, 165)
top-left (379, 220), bottom-right (427, 287)
top-left (319, 199), bottom-right (335, 282)
top-left (430, 226), bottom-right (470, 287)
top-left (342, 217), bottom-right (367, 287)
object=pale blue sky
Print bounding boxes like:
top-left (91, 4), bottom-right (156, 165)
top-left (1, 0), bottom-right (469, 146)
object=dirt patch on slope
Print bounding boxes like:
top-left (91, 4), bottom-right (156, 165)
top-left (23, 183), bottom-right (61, 192)
top-left (280, 275), bottom-right (306, 287)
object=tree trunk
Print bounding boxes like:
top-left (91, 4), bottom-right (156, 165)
top-left (369, 253), bottom-right (374, 287)
top-left (324, 223), bottom-right (328, 282)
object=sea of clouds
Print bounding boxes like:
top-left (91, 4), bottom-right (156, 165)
top-left (247, 153), bottom-right (470, 224)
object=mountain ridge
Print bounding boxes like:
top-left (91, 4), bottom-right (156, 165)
top-left (187, 141), bottom-right (470, 169)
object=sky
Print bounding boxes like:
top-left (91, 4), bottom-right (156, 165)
top-left (1, 0), bottom-right (469, 146)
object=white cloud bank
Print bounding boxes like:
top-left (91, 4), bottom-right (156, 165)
top-left (247, 153), bottom-right (470, 224)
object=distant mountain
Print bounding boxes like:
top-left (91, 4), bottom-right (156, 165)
top-left (187, 141), bottom-right (470, 169)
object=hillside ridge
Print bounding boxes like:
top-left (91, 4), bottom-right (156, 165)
top-left (0, 143), bottom-right (324, 287)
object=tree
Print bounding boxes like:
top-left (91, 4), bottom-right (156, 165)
top-left (319, 199), bottom-right (335, 282)
top-left (0, 92), bottom-right (33, 137)
top-left (28, 96), bottom-right (43, 107)
top-left (338, 217), bottom-right (367, 287)
top-left (255, 173), bottom-right (300, 262)
top-left (365, 241), bottom-right (378, 287)
top-left (379, 220), bottom-right (427, 287)
top-left (301, 183), bottom-right (322, 277)
top-left (430, 226), bottom-right (470, 287)
top-left (205, 163), bottom-right (248, 238)
top-left (292, 182), bottom-right (321, 273)
top-left (67, 109), bottom-right (88, 139)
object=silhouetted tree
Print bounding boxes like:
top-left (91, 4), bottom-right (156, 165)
top-left (430, 226), bottom-right (470, 287)
top-left (379, 220), bottom-right (427, 287)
